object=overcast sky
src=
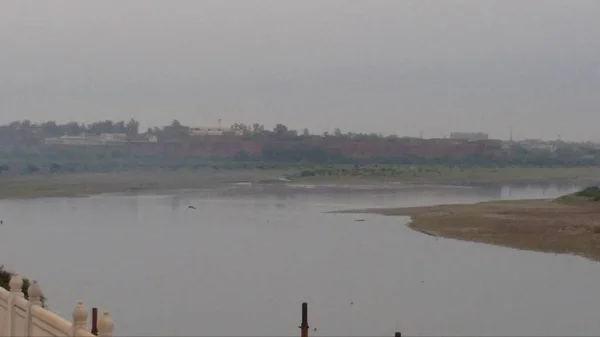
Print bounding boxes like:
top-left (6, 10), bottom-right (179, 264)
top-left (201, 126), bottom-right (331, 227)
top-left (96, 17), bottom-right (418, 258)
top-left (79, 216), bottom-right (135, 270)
top-left (1, 1), bottom-right (599, 140)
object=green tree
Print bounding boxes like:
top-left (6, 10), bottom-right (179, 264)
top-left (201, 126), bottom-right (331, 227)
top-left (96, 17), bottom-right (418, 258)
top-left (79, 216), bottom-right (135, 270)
top-left (231, 123), bottom-right (250, 135)
top-left (64, 122), bottom-right (83, 136)
top-left (50, 163), bottom-right (62, 173)
top-left (125, 118), bottom-right (140, 136)
top-left (113, 120), bottom-right (126, 133)
top-left (40, 121), bottom-right (60, 137)
top-left (88, 120), bottom-right (115, 134)
top-left (25, 164), bottom-right (40, 173)
top-left (252, 123), bottom-right (265, 134)
top-left (273, 124), bottom-right (288, 137)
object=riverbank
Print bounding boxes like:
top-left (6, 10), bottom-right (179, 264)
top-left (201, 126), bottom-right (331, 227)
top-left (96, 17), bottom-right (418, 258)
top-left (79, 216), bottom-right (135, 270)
top-left (0, 169), bottom-right (291, 199)
top-left (291, 166), bottom-right (600, 186)
top-left (0, 166), bottom-right (599, 199)
top-left (342, 197), bottom-right (600, 262)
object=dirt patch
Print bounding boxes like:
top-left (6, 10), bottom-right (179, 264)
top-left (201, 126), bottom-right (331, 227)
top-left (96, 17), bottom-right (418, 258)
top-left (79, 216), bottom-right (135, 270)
top-left (343, 199), bottom-right (600, 262)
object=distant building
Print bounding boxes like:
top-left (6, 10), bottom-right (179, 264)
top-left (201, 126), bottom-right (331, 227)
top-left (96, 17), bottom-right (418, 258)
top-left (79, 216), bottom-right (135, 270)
top-left (100, 133), bottom-right (127, 144)
top-left (519, 139), bottom-right (556, 152)
top-left (44, 137), bottom-right (65, 145)
top-left (450, 132), bottom-right (489, 141)
top-left (45, 133), bottom-right (131, 145)
top-left (45, 134), bottom-right (100, 145)
top-left (189, 126), bottom-right (240, 136)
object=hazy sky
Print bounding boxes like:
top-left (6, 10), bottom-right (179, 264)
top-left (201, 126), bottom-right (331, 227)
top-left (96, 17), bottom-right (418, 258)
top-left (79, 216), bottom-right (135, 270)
top-left (1, 1), bottom-right (599, 140)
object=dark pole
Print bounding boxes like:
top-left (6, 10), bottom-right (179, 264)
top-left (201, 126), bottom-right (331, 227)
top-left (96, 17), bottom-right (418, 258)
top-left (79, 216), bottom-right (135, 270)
top-left (91, 307), bottom-right (98, 336)
top-left (300, 302), bottom-right (309, 337)
top-left (395, 332), bottom-right (402, 337)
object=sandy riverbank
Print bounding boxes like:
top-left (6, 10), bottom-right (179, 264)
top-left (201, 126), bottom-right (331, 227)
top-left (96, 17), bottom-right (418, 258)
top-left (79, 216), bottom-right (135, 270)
top-left (341, 197), bottom-right (600, 262)
top-left (0, 169), bottom-right (292, 199)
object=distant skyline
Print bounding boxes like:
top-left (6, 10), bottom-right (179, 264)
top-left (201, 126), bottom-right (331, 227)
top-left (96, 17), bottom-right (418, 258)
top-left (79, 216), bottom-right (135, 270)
top-left (1, 1), bottom-right (599, 141)
top-left (0, 118), bottom-right (579, 142)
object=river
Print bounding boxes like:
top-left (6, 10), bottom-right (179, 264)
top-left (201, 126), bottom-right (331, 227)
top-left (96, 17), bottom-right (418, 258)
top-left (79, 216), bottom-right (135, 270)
top-left (0, 183), bottom-right (598, 336)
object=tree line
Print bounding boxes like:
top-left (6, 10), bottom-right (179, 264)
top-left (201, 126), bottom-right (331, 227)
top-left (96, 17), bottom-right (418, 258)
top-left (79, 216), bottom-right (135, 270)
top-left (2, 119), bottom-right (600, 171)
top-left (231, 122), bottom-right (390, 140)
top-left (0, 119), bottom-right (397, 146)
top-left (0, 119), bottom-right (141, 146)
top-left (1, 144), bottom-right (600, 177)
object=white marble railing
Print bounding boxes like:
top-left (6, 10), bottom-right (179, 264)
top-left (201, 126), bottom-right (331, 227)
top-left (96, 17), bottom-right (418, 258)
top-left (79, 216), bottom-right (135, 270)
top-left (0, 274), bottom-right (114, 336)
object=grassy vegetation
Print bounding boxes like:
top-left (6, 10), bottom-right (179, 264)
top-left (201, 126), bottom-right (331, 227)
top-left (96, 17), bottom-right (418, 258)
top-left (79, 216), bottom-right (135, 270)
top-left (0, 266), bottom-right (46, 307)
top-left (574, 186), bottom-right (600, 201)
top-left (0, 149), bottom-right (295, 175)
top-left (289, 165), bottom-right (600, 185)
top-left (341, 187), bottom-right (600, 262)
top-left (0, 165), bottom-right (599, 200)
top-left (0, 169), bottom-right (293, 199)
top-left (555, 185), bottom-right (600, 203)
top-left (1, 146), bottom-right (600, 199)
top-left (2, 145), bottom-right (600, 179)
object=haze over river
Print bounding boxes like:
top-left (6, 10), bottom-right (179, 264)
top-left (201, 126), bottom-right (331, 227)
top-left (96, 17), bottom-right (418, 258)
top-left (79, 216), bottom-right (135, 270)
top-left (1, 183), bottom-right (599, 336)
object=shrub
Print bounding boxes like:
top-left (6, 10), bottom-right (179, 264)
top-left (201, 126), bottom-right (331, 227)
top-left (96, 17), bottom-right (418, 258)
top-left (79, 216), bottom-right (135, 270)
top-left (300, 170), bottom-right (316, 177)
top-left (575, 186), bottom-right (600, 200)
top-left (25, 164), bottom-right (40, 173)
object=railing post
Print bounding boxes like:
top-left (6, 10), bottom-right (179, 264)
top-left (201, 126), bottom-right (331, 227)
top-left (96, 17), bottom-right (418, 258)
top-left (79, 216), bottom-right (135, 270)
top-left (27, 280), bottom-right (43, 306)
top-left (299, 302), bottom-right (309, 337)
top-left (72, 301), bottom-right (88, 336)
top-left (26, 280), bottom-right (43, 337)
top-left (6, 274), bottom-right (24, 336)
top-left (9, 274), bottom-right (24, 297)
top-left (97, 311), bottom-right (114, 337)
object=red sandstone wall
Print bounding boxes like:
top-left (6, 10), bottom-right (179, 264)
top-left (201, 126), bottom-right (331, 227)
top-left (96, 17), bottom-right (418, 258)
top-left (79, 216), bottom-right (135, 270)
top-left (42, 137), bottom-right (505, 159)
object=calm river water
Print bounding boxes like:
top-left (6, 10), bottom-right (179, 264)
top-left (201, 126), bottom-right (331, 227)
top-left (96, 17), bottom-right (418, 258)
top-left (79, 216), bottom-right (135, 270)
top-left (0, 183), bottom-right (598, 336)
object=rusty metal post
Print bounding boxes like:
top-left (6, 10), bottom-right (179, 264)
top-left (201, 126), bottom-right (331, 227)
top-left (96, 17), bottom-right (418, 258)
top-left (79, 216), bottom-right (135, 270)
top-left (300, 302), bottom-right (309, 337)
top-left (91, 308), bottom-right (98, 336)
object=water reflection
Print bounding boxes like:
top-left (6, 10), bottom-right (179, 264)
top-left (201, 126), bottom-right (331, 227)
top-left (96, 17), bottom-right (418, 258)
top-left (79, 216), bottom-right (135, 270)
top-left (205, 182), bottom-right (582, 210)
top-left (500, 182), bottom-right (582, 199)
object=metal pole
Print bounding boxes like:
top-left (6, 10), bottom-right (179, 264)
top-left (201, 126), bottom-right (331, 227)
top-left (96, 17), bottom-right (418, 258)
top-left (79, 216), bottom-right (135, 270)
top-left (91, 307), bottom-right (98, 336)
top-left (300, 302), bottom-right (309, 337)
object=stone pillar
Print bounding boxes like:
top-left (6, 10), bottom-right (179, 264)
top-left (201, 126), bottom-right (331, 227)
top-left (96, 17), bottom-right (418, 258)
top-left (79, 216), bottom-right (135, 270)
top-left (9, 274), bottom-right (24, 297)
top-left (72, 301), bottom-right (88, 336)
top-left (97, 311), bottom-right (114, 337)
top-left (27, 280), bottom-right (43, 306)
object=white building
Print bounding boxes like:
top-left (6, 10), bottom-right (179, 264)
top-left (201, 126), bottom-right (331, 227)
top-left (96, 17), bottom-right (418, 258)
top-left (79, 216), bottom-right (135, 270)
top-left (189, 126), bottom-right (239, 136)
top-left (45, 133), bottom-right (129, 145)
top-left (45, 135), bottom-right (100, 145)
top-left (100, 133), bottom-right (128, 143)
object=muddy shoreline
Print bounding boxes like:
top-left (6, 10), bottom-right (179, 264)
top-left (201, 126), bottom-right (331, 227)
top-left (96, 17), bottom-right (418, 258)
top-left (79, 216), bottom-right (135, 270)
top-left (340, 198), bottom-right (600, 262)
